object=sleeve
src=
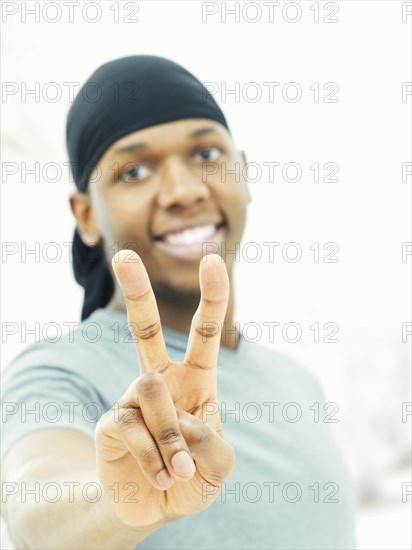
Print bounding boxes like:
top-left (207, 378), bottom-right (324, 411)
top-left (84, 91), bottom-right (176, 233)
top-left (1, 362), bottom-right (105, 461)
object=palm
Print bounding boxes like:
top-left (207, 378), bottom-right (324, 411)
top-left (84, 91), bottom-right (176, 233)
top-left (163, 363), bottom-right (217, 420)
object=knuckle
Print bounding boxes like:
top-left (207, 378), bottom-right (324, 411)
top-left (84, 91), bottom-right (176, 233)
top-left (194, 323), bottom-right (221, 341)
top-left (118, 408), bottom-right (141, 432)
top-left (156, 427), bottom-right (181, 446)
top-left (202, 296), bottom-right (227, 307)
top-left (136, 372), bottom-right (163, 396)
top-left (137, 320), bottom-right (161, 341)
top-left (184, 359), bottom-right (210, 371)
top-left (95, 410), bottom-right (112, 439)
top-left (139, 445), bottom-right (161, 464)
top-left (125, 286), bottom-right (151, 303)
top-left (187, 420), bottom-right (210, 447)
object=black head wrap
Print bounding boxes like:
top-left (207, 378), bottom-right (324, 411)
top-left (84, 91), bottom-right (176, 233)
top-left (67, 55), bottom-right (230, 321)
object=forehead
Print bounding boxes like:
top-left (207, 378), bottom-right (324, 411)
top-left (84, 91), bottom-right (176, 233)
top-left (104, 118), bottom-right (231, 160)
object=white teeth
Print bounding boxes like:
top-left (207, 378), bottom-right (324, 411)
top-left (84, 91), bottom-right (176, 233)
top-left (164, 224), bottom-right (216, 245)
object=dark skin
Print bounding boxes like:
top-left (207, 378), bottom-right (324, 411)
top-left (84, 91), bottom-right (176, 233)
top-left (0, 120), bottom-right (254, 548)
top-left (69, 118), bottom-right (251, 350)
top-left (0, 110), bottom-right (256, 547)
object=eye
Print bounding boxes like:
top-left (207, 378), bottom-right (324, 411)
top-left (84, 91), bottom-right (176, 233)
top-left (120, 163), bottom-right (152, 183)
top-left (194, 147), bottom-right (222, 162)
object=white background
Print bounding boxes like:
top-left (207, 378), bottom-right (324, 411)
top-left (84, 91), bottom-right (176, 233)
top-left (1, 1), bottom-right (411, 548)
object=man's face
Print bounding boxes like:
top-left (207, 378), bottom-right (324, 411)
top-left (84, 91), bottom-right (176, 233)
top-left (72, 118), bottom-right (250, 299)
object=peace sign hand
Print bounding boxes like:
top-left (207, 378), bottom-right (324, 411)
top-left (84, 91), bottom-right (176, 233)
top-left (95, 251), bottom-right (235, 528)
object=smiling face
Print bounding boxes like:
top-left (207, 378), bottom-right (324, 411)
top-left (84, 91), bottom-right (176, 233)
top-left (70, 118), bottom-right (251, 300)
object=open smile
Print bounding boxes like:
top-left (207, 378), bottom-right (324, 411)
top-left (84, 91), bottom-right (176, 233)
top-left (153, 221), bottom-right (226, 261)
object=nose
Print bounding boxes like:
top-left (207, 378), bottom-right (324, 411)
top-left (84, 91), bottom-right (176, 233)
top-left (156, 156), bottom-right (210, 210)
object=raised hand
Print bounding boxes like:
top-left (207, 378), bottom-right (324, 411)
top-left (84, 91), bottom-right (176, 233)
top-left (95, 250), bottom-right (235, 528)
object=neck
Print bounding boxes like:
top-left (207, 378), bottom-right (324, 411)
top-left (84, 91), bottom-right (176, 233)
top-left (106, 280), bottom-right (240, 351)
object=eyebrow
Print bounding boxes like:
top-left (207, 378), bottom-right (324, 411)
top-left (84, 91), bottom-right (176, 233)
top-left (113, 126), bottom-right (218, 154)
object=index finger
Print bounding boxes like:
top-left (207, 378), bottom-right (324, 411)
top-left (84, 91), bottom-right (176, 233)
top-left (111, 249), bottom-right (170, 374)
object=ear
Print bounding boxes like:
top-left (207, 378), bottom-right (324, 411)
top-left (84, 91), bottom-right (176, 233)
top-left (69, 192), bottom-right (101, 246)
top-left (240, 150), bottom-right (252, 204)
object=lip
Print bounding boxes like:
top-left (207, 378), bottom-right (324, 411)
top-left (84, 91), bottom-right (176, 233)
top-left (152, 219), bottom-right (225, 240)
top-left (153, 222), bottom-right (226, 262)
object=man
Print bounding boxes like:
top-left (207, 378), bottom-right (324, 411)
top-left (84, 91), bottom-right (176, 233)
top-left (1, 55), bottom-right (355, 549)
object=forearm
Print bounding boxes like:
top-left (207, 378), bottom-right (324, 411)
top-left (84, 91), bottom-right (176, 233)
top-left (3, 456), bottom-right (167, 550)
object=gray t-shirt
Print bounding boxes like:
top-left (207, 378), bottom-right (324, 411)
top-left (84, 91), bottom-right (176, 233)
top-left (1, 307), bottom-right (355, 549)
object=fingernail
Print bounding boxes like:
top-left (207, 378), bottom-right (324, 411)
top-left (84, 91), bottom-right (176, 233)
top-left (156, 468), bottom-right (174, 490)
top-left (171, 451), bottom-right (196, 478)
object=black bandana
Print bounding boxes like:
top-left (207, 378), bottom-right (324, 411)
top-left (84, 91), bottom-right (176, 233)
top-left (66, 55), bottom-right (230, 320)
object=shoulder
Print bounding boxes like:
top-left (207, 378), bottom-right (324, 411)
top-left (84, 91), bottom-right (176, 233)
top-left (3, 321), bottom-right (99, 378)
top-left (3, 308), bottom-right (126, 373)
top-left (1, 309), bottom-right (134, 400)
